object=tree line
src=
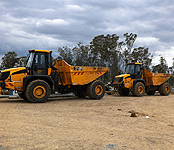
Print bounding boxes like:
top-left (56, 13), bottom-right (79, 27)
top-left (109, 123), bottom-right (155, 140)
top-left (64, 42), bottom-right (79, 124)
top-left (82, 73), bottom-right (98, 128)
top-left (0, 33), bottom-right (174, 84)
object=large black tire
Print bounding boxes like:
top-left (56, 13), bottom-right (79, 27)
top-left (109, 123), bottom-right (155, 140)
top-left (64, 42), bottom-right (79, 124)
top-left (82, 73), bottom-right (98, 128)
top-left (132, 82), bottom-right (145, 97)
top-left (118, 87), bottom-right (129, 96)
top-left (159, 82), bottom-right (171, 96)
top-left (87, 80), bottom-right (105, 99)
top-left (25, 80), bottom-right (51, 103)
top-left (146, 91), bottom-right (156, 95)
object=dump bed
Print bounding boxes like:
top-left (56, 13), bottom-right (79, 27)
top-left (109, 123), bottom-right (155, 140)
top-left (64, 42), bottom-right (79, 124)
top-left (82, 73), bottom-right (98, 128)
top-left (53, 60), bottom-right (110, 85)
top-left (143, 69), bottom-right (172, 86)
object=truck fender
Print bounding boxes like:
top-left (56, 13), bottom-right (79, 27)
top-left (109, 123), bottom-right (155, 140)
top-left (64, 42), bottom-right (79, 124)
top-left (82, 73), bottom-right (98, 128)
top-left (133, 79), bottom-right (146, 87)
top-left (23, 75), bottom-right (54, 91)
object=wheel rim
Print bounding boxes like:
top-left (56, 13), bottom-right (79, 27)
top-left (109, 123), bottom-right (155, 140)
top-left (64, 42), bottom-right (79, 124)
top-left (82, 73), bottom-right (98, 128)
top-left (33, 85), bottom-right (46, 98)
top-left (165, 86), bottom-right (170, 93)
top-left (95, 85), bottom-right (103, 96)
top-left (138, 86), bottom-right (144, 94)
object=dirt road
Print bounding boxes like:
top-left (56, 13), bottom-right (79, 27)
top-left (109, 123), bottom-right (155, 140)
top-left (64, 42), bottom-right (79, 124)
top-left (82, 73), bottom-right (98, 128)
top-left (0, 94), bottom-right (174, 150)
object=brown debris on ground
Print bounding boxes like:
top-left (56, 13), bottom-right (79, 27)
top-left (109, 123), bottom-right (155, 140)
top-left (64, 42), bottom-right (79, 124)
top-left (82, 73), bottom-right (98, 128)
top-left (128, 110), bottom-right (148, 117)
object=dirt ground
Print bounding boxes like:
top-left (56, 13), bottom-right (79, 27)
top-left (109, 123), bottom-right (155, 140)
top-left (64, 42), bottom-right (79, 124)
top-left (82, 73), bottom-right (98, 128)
top-left (0, 93), bottom-right (174, 150)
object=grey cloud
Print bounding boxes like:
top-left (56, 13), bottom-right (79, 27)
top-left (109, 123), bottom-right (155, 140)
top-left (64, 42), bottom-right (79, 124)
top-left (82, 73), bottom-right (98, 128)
top-left (1, 0), bottom-right (174, 66)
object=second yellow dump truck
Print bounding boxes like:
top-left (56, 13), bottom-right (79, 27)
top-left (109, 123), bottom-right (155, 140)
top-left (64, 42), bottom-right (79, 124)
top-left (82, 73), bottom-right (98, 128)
top-left (0, 49), bottom-right (109, 102)
top-left (111, 62), bottom-right (172, 97)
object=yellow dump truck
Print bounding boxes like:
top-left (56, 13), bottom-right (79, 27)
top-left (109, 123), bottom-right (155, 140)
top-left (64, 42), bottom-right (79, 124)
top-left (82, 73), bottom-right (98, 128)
top-left (0, 49), bottom-right (109, 102)
top-left (111, 62), bottom-right (172, 97)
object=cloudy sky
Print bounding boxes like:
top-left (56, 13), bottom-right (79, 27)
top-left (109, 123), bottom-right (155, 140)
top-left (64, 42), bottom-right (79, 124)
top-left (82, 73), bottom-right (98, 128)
top-left (1, 0), bottom-right (174, 66)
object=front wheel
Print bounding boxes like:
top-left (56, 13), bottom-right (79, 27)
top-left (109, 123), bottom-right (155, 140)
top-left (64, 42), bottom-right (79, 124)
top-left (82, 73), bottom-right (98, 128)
top-left (132, 82), bottom-right (145, 97)
top-left (87, 80), bottom-right (105, 99)
top-left (25, 80), bottom-right (51, 103)
top-left (159, 82), bottom-right (171, 96)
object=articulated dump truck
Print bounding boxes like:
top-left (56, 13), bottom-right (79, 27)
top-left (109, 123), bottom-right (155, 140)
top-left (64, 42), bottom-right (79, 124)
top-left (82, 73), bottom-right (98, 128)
top-left (0, 49), bottom-right (109, 102)
top-left (111, 62), bottom-right (172, 97)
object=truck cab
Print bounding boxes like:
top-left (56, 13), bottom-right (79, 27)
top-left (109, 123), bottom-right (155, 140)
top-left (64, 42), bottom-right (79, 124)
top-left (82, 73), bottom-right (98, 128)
top-left (26, 50), bottom-right (52, 75)
top-left (0, 49), bottom-right (109, 102)
top-left (124, 62), bottom-right (143, 79)
top-left (0, 50), bottom-right (55, 102)
top-left (112, 62), bottom-right (144, 89)
top-left (111, 62), bottom-right (172, 97)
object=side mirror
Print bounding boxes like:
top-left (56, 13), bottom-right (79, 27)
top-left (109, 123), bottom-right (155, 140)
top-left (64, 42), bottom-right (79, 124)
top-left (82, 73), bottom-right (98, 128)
top-left (33, 64), bottom-right (38, 71)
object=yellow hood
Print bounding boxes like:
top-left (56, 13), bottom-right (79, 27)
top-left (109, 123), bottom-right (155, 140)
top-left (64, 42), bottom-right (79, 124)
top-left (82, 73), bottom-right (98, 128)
top-left (115, 74), bottom-right (130, 78)
top-left (1, 67), bottom-right (26, 75)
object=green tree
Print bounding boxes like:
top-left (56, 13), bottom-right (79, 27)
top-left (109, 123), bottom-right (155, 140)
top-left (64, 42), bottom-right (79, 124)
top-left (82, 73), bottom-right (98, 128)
top-left (57, 46), bottom-right (73, 64)
top-left (1, 51), bottom-right (18, 69)
top-left (120, 33), bottom-right (153, 70)
top-left (56, 33), bottom-right (153, 83)
top-left (130, 47), bottom-right (153, 70)
top-left (89, 34), bottom-right (120, 66)
top-left (152, 56), bottom-right (168, 73)
top-left (17, 56), bottom-right (27, 67)
top-left (89, 34), bottom-right (123, 81)
top-left (72, 42), bottom-right (90, 66)
top-left (121, 33), bottom-right (137, 65)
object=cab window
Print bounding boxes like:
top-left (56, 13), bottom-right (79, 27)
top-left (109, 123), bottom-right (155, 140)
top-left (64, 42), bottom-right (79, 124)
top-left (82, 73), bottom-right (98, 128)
top-left (135, 65), bottom-right (141, 75)
top-left (125, 64), bottom-right (135, 74)
top-left (34, 53), bottom-right (46, 69)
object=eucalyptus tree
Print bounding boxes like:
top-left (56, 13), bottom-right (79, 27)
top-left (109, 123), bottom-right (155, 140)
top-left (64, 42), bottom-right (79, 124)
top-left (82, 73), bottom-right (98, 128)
top-left (1, 51), bottom-right (18, 69)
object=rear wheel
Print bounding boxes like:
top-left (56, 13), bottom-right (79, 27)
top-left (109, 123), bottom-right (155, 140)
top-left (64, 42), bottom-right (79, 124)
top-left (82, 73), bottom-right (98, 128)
top-left (25, 80), bottom-right (51, 103)
top-left (87, 80), bottom-right (105, 99)
top-left (132, 82), bottom-right (145, 97)
top-left (146, 91), bottom-right (156, 95)
top-left (159, 82), bottom-right (171, 96)
top-left (118, 87), bottom-right (129, 96)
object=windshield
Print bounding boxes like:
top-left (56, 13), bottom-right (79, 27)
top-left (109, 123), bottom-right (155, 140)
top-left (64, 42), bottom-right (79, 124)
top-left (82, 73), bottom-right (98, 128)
top-left (125, 64), bottom-right (135, 74)
top-left (26, 53), bottom-right (35, 67)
